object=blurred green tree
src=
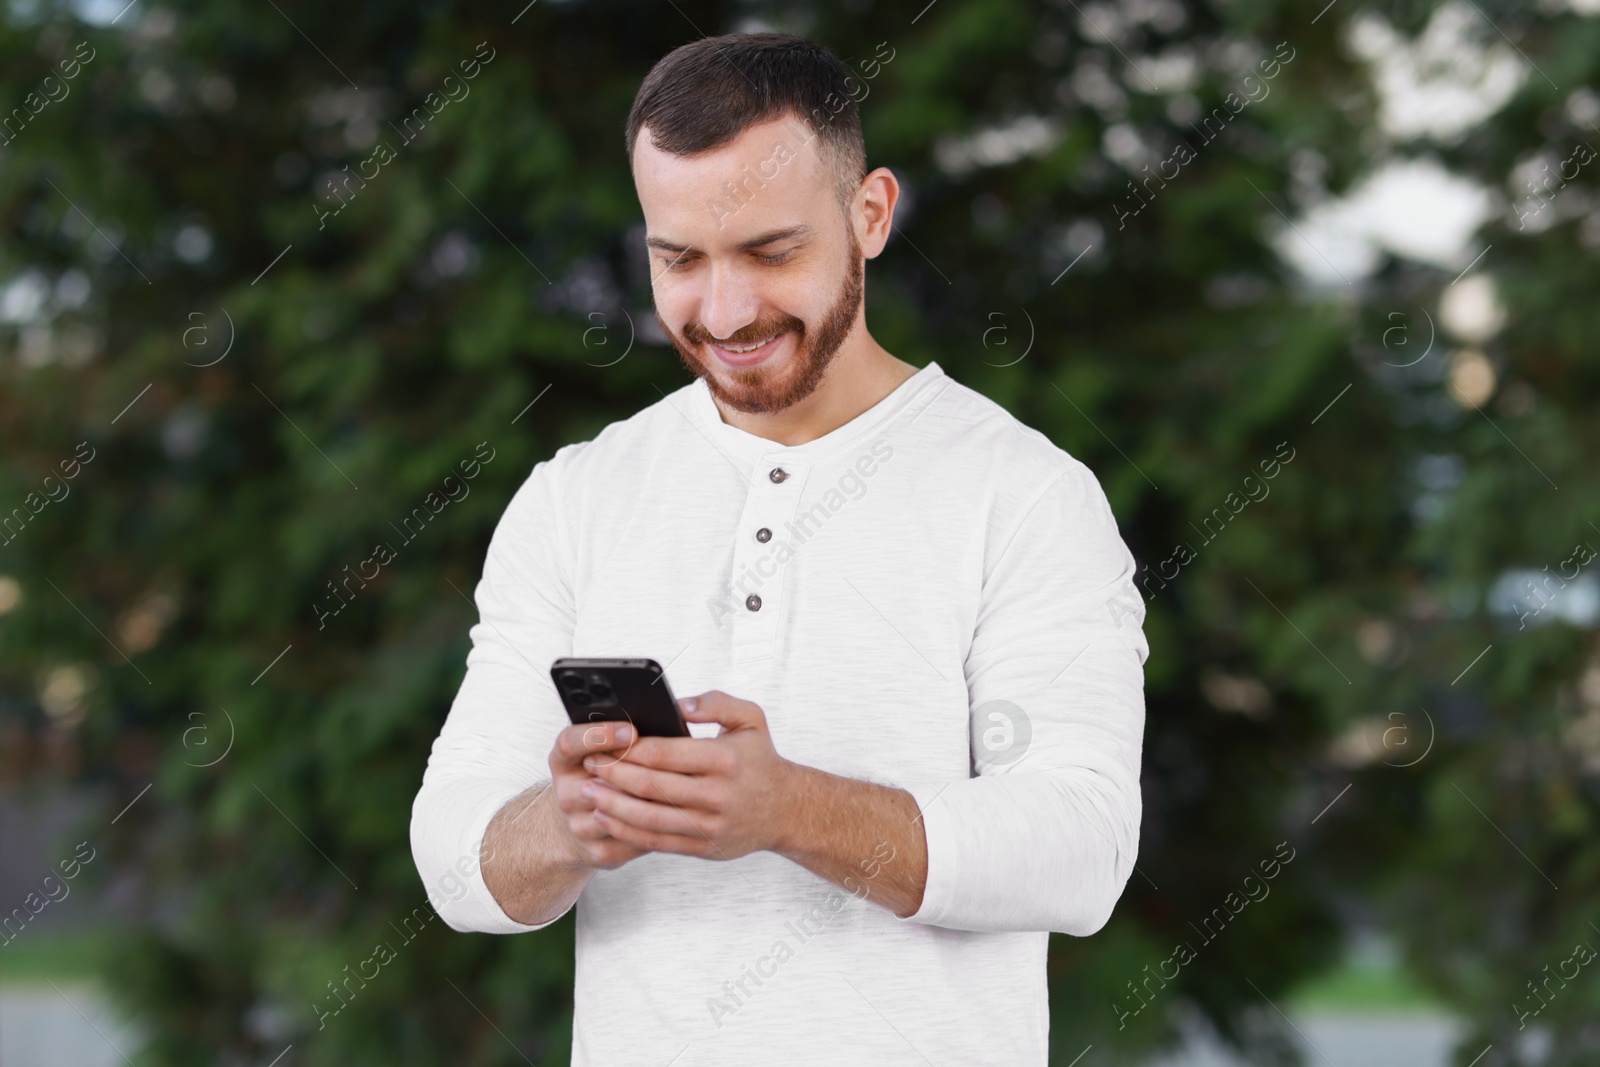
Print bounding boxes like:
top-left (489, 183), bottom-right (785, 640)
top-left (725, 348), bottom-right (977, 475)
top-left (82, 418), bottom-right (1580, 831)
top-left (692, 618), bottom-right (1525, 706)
top-left (0, 1), bottom-right (1595, 1065)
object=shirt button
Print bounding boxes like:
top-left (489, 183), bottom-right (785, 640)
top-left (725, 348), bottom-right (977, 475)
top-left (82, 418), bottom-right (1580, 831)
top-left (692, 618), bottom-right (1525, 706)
top-left (745, 594), bottom-right (762, 612)
top-left (755, 527), bottom-right (772, 543)
top-left (769, 467), bottom-right (789, 483)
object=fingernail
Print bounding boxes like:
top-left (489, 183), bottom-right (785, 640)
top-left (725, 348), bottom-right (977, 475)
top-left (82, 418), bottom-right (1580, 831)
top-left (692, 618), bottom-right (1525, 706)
top-left (616, 724), bottom-right (632, 743)
top-left (583, 757), bottom-right (596, 771)
top-left (581, 783), bottom-right (595, 800)
top-left (681, 697), bottom-right (698, 713)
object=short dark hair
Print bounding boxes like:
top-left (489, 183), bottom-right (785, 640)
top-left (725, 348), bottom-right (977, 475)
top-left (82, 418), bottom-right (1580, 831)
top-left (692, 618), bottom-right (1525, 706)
top-left (625, 32), bottom-right (868, 217)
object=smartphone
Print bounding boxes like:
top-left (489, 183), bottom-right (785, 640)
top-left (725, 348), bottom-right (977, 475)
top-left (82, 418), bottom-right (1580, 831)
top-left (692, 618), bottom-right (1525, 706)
top-left (550, 657), bottom-right (690, 738)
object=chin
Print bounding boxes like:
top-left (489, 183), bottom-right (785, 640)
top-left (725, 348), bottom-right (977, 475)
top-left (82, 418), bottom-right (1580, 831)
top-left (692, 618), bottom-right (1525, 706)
top-left (713, 351), bottom-right (809, 413)
top-left (713, 372), bottom-right (789, 412)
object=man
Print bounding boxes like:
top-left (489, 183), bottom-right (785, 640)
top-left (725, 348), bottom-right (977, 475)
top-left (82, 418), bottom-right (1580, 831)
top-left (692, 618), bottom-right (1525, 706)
top-left (410, 31), bottom-right (1148, 1066)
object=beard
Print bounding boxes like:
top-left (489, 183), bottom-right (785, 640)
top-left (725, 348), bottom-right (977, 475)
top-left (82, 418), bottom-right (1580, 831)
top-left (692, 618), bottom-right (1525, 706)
top-left (657, 227), bottom-right (865, 416)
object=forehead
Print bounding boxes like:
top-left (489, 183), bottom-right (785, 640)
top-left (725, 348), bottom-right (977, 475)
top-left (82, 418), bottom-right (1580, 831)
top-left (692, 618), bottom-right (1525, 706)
top-left (632, 114), bottom-right (833, 250)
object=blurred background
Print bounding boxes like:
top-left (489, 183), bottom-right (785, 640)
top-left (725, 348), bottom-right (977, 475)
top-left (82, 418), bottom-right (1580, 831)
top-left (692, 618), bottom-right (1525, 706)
top-left (1, 0), bottom-right (1597, 1064)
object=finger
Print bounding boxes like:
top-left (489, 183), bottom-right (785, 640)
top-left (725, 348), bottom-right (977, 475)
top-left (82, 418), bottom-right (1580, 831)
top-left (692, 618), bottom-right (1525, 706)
top-left (593, 811), bottom-right (715, 858)
top-left (574, 832), bottom-right (646, 869)
top-left (556, 776), bottom-right (630, 837)
top-left (574, 720), bottom-right (645, 771)
top-left (605, 735), bottom-right (729, 776)
top-left (561, 790), bottom-right (609, 838)
top-left (587, 780), bottom-right (715, 839)
top-left (679, 690), bottom-right (767, 734)
top-left (586, 840), bottom-right (647, 869)
top-left (584, 758), bottom-right (723, 811)
top-left (575, 831), bottom-right (648, 872)
top-left (552, 720), bottom-right (636, 770)
top-left (563, 787), bottom-right (643, 849)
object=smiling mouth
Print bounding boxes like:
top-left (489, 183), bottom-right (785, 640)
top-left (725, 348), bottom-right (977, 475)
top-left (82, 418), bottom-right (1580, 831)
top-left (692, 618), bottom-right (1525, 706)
top-left (716, 335), bottom-right (779, 353)
top-left (705, 331), bottom-right (789, 366)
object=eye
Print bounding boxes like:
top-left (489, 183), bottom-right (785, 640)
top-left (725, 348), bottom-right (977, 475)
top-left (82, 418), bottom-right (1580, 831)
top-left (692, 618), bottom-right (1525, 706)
top-left (659, 255), bottom-right (695, 273)
top-left (757, 250), bottom-right (793, 265)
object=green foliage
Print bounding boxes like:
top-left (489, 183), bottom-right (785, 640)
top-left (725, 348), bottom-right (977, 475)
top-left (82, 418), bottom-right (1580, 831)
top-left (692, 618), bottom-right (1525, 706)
top-left (1, 1), bottom-right (1597, 1065)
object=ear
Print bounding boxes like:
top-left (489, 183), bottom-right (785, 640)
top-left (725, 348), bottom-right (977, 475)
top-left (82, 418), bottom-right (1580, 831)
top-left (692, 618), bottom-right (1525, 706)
top-left (856, 166), bottom-right (899, 259)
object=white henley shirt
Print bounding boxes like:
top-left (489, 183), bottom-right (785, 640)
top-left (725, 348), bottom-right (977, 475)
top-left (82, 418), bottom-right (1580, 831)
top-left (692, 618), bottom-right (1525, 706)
top-left (410, 360), bottom-right (1149, 1066)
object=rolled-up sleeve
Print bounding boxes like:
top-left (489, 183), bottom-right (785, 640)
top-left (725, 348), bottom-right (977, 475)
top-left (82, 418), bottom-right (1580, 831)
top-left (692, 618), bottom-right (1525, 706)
top-left (410, 447), bottom-right (584, 934)
top-left (898, 457), bottom-right (1148, 935)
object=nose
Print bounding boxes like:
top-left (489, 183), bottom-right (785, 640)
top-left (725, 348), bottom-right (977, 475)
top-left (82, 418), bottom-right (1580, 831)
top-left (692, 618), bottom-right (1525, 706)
top-left (697, 258), bottom-right (761, 342)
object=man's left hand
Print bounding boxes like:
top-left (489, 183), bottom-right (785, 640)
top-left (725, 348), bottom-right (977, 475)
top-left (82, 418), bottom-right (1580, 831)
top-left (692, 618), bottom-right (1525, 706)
top-left (580, 690), bottom-right (797, 861)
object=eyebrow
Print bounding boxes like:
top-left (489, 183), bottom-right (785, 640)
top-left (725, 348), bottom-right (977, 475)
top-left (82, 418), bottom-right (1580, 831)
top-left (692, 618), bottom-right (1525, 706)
top-left (645, 224), bottom-right (816, 256)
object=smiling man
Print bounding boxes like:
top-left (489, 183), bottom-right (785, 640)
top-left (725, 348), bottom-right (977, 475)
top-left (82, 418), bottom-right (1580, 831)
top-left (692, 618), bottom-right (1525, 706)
top-left (411, 31), bottom-right (1149, 1067)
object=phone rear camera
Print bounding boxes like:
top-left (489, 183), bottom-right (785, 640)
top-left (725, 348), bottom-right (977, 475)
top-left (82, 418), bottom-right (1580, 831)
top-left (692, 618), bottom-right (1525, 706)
top-left (558, 671), bottom-right (585, 691)
top-left (570, 691), bottom-right (592, 707)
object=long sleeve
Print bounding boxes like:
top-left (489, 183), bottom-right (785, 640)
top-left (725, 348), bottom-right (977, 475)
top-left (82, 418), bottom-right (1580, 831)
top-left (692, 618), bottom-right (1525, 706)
top-left (410, 446), bottom-right (586, 934)
top-left (896, 457), bottom-right (1148, 935)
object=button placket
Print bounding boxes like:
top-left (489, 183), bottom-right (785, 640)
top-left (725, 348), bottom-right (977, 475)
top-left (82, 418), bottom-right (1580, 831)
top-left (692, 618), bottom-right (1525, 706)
top-left (727, 458), bottom-right (808, 660)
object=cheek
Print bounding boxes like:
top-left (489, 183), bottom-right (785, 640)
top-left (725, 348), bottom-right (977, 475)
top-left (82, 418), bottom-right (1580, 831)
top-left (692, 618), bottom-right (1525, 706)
top-left (766, 275), bottom-right (826, 324)
top-left (652, 280), bottom-right (694, 323)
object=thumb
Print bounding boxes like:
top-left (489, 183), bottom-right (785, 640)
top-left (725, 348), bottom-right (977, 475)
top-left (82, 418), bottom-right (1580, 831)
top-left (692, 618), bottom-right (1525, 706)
top-left (679, 690), bottom-right (765, 732)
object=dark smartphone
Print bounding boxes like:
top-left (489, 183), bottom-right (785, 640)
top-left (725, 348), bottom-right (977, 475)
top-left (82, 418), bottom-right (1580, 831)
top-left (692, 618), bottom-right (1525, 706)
top-left (550, 657), bottom-right (690, 738)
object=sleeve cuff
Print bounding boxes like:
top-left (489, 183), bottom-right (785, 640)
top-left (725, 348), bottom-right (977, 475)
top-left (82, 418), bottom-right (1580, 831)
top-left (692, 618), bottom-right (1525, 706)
top-left (425, 783), bottom-right (575, 934)
top-left (892, 780), bottom-right (958, 927)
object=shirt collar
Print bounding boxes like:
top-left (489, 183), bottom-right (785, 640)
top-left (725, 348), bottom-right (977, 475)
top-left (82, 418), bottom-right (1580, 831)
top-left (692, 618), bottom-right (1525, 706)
top-left (686, 361), bottom-right (946, 462)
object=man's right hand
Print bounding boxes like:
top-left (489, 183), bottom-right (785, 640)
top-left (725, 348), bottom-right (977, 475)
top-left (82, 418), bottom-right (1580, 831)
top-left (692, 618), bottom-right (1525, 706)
top-left (549, 720), bottom-right (651, 870)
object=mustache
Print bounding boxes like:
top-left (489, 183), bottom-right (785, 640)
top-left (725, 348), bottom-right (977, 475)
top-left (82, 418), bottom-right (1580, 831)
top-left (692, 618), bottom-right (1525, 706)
top-left (683, 320), bottom-right (802, 346)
